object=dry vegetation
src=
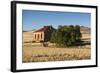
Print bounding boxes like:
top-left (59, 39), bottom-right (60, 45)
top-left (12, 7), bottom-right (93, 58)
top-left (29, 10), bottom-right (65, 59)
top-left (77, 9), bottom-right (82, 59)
top-left (23, 44), bottom-right (91, 63)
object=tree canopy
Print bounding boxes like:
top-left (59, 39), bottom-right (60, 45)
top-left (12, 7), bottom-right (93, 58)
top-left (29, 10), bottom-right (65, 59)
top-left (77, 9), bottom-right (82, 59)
top-left (50, 25), bottom-right (82, 47)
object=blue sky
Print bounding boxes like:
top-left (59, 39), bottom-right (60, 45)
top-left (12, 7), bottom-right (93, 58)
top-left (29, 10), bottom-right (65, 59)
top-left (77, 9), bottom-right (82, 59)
top-left (22, 10), bottom-right (91, 31)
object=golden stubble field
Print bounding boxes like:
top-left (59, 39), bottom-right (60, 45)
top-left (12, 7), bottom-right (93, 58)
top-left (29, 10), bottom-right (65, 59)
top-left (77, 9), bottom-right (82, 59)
top-left (22, 44), bottom-right (91, 63)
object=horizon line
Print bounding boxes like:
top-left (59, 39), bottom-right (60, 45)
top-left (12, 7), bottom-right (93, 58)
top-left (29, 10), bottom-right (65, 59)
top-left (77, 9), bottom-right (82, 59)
top-left (23, 25), bottom-right (90, 32)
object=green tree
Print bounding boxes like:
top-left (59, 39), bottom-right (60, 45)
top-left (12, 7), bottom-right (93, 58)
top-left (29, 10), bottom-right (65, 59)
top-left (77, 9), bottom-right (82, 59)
top-left (75, 25), bottom-right (82, 41)
top-left (50, 25), bottom-right (82, 47)
top-left (50, 30), bottom-right (60, 43)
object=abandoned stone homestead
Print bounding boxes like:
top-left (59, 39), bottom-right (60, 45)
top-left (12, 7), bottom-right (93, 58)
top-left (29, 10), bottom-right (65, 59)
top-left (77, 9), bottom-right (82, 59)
top-left (33, 26), bottom-right (55, 42)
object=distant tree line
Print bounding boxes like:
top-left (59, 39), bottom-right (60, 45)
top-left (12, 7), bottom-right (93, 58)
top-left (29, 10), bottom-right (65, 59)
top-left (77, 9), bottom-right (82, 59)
top-left (50, 25), bottom-right (82, 47)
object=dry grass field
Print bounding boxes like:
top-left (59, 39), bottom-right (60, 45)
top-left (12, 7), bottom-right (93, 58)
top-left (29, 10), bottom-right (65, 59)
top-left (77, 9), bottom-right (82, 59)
top-left (22, 27), bottom-right (91, 63)
top-left (23, 45), bottom-right (91, 63)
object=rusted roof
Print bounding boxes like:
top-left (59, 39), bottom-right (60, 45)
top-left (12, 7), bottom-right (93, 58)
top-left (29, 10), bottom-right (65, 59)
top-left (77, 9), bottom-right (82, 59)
top-left (34, 26), bottom-right (54, 32)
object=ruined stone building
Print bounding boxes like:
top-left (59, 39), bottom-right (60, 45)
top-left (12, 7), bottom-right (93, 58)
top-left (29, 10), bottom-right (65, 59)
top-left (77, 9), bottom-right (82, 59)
top-left (33, 26), bottom-right (55, 42)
